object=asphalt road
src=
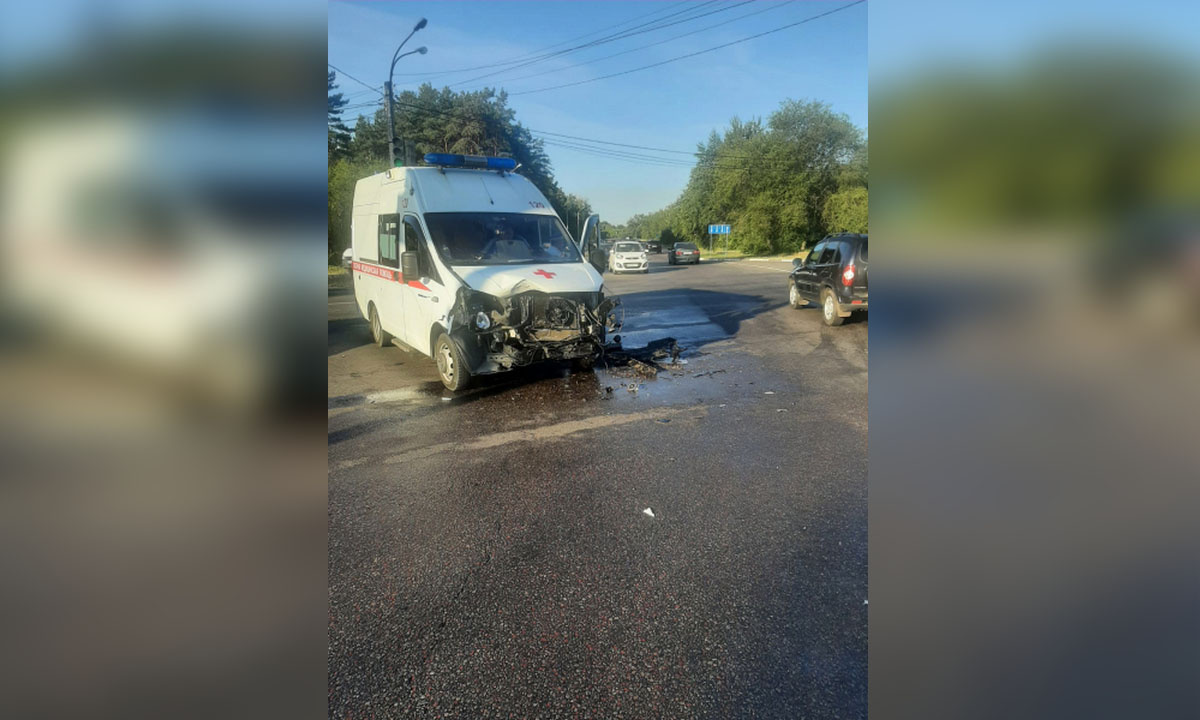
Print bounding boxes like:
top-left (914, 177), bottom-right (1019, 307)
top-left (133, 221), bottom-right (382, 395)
top-left (328, 254), bottom-right (867, 718)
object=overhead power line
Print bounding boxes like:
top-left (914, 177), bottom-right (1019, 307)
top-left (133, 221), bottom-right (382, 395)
top-left (460, 0), bottom-right (796, 91)
top-left (451, 0), bottom-right (750, 88)
top-left (390, 0), bottom-right (694, 78)
top-left (530, 128), bottom-right (697, 156)
top-left (385, 98), bottom-right (702, 157)
top-left (510, 0), bottom-right (867, 96)
top-left (328, 63), bottom-right (383, 97)
top-left (538, 138), bottom-right (696, 167)
top-left (343, 87), bottom-right (383, 100)
top-left (445, 2), bottom-right (726, 85)
top-left (385, 98), bottom-right (787, 167)
top-left (342, 101), bottom-right (383, 112)
top-left (536, 136), bottom-right (783, 172)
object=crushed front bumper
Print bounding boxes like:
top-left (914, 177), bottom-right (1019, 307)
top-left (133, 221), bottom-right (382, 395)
top-left (448, 289), bottom-right (622, 375)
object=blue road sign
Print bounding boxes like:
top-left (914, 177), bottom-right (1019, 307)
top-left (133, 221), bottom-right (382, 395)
top-left (708, 224), bottom-right (731, 234)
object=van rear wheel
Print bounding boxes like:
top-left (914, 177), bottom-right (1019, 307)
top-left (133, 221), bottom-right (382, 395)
top-left (369, 304), bottom-right (391, 347)
top-left (434, 332), bottom-right (470, 392)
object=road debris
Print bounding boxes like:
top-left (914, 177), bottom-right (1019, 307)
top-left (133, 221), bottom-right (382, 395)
top-left (601, 337), bottom-right (685, 380)
top-left (625, 357), bottom-right (660, 378)
top-left (643, 507), bottom-right (655, 518)
top-left (764, 391), bottom-right (775, 395)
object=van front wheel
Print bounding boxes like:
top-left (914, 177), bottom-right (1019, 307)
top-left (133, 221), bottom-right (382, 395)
top-left (434, 333), bottom-right (470, 392)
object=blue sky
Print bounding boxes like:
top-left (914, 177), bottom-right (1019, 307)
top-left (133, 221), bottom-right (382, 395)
top-left (870, 0), bottom-right (1200, 82)
top-left (328, 1), bottom-right (868, 224)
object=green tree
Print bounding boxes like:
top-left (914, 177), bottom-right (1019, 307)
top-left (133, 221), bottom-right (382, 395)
top-left (329, 156), bottom-right (387, 264)
top-left (328, 71), bottom-right (352, 163)
top-left (628, 99), bottom-right (867, 255)
top-left (823, 187), bottom-right (868, 234)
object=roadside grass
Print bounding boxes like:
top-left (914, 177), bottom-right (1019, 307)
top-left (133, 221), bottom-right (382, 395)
top-left (701, 248), bottom-right (809, 262)
top-left (329, 265), bottom-right (353, 290)
top-left (700, 247), bottom-right (749, 261)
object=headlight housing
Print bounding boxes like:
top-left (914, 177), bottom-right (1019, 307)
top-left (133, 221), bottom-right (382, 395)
top-left (474, 311), bottom-right (491, 330)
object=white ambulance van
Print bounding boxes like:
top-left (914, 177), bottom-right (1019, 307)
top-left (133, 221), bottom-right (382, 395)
top-left (350, 153), bottom-right (619, 391)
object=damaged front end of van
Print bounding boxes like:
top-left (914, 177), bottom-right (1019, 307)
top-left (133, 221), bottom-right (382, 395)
top-left (446, 287), bottom-right (622, 374)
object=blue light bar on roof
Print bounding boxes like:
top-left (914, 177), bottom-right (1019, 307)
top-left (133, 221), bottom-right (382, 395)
top-left (423, 153), bottom-right (517, 171)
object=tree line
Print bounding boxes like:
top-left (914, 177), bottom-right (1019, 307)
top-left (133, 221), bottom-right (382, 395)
top-left (329, 78), bottom-right (865, 262)
top-left (613, 100), bottom-right (866, 254)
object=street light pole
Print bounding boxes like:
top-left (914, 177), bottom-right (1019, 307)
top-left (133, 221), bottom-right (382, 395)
top-left (384, 79), bottom-right (395, 167)
top-left (387, 17), bottom-right (428, 167)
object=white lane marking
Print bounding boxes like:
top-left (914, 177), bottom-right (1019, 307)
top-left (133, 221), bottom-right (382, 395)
top-left (363, 388), bottom-right (427, 404)
top-left (332, 406), bottom-right (707, 470)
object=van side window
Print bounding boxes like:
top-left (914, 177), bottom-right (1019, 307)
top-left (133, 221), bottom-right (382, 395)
top-left (378, 214), bottom-right (400, 268)
top-left (827, 244), bottom-right (842, 265)
top-left (404, 215), bottom-right (441, 284)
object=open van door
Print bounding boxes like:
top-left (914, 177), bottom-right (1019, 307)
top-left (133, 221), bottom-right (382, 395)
top-left (576, 213), bottom-right (605, 273)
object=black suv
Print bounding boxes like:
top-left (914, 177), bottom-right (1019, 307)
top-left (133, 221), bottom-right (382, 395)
top-left (643, 239), bottom-right (661, 253)
top-left (789, 233), bottom-right (868, 326)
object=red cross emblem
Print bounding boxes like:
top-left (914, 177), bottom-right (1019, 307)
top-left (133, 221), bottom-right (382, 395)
top-left (533, 269), bottom-right (556, 279)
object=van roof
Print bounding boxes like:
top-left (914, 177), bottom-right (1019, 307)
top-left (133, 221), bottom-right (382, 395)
top-left (357, 166), bottom-right (558, 217)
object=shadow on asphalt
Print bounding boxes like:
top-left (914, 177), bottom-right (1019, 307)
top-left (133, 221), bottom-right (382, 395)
top-left (615, 288), bottom-right (784, 354)
top-left (792, 304), bottom-right (869, 326)
top-left (329, 317), bottom-right (370, 357)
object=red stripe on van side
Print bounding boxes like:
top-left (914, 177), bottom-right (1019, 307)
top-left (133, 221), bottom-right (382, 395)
top-left (351, 260), bottom-right (395, 281)
top-left (352, 260), bottom-right (431, 291)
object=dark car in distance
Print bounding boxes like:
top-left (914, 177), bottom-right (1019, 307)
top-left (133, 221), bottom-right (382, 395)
top-left (668, 242), bottom-right (700, 265)
top-left (643, 239), bottom-right (661, 253)
top-left (789, 233), bottom-right (868, 326)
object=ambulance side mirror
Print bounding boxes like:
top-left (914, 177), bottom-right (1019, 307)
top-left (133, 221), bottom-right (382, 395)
top-left (400, 251), bottom-right (420, 280)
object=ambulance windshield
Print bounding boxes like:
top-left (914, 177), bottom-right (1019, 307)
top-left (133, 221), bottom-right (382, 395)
top-left (423, 213), bottom-right (584, 266)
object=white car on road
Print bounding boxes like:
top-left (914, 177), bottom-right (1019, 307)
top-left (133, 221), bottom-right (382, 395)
top-left (607, 241), bottom-right (649, 274)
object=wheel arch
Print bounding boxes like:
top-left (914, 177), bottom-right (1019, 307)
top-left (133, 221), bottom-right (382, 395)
top-left (428, 321), bottom-right (447, 359)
